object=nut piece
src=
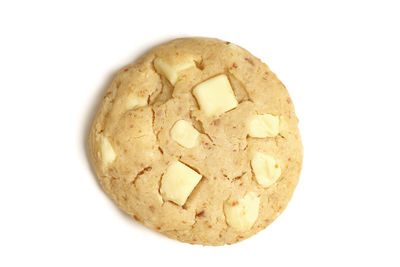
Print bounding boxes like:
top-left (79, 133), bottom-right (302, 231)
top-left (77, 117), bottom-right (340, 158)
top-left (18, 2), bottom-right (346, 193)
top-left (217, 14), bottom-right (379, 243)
top-left (154, 57), bottom-right (195, 85)
top-left (224, 192), bottom-right (260, 232)
top-left (160, 161), bottom-right (202, 206)
top-left (193, 74), bottom-right (238, 117)
top-left (170, 120), bottom-right (200, 148)
top-left (100, 135), bottom-right (116, 165)
top-left (125, 94), bottom-right (147, 110)
top-left (248, 114), bottom-right (280, 138)
top-left (251, 152), bottom-right (281, 187)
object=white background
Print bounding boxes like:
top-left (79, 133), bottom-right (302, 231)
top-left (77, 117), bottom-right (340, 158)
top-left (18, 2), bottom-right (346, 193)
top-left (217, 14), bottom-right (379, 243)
top-left (1, 0), bottom-right (399, 266)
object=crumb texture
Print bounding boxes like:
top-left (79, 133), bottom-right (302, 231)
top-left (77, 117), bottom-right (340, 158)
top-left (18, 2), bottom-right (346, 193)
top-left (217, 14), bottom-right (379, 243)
top-left (89, 38), bottom-right (303, 245)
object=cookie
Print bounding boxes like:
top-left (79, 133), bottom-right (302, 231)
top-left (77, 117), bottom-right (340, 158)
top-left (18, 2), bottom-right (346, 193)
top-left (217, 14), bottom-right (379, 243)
top-left (89, 38), bottom-right (303, 245)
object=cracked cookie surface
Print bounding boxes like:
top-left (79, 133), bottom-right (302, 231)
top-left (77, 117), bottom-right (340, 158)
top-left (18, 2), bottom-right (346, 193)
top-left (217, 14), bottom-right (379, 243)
top-left (89, 37), bottom-right (303, 245)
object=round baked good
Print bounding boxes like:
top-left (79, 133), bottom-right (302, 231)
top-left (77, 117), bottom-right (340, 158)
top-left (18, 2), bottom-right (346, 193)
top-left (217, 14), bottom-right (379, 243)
top-left (89, 37), bottom-right (303, 245)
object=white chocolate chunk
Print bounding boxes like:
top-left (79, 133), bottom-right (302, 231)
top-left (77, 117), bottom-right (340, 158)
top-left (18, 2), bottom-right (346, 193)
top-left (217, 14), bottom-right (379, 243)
top-left (224, 192), bottom-right (260, 232)
top-left (125, 94), bottom-right (147, 110)
top-left (193, 74), bottom-right (238, 117)
top-left (160, 161), bottom-right (202, 206)
top-left (100, 135), bottom-right (116, 165)
top-left (248, 114), bottom-right (280, 138)
top-left (279, 116), bottom-right (288, 132)
top-left (170, 120), bottom-right (200, 148)
top-left (251, 152), bottom-right (281, 187)
top-left (154, 57), bottom-right (195, 85)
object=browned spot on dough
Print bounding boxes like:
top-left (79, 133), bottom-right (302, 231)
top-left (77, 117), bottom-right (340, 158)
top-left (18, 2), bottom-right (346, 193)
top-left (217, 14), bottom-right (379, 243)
top-left (212, 119), bottom-right (220, 126)
top-left (238, 235), bottom-right (244, 238)
top-left (208, 225), bottom-right (212, 229)
top-left (225, 41), bottom-right (231, 45)
top-left (231, 63), bottom-right (238, 69)
top-left (133, 215), bottom-right (140, 221)
top-left (158, 147), bottom-right (164, 154)
top-left (288, 157), bottom-right (292, 161)
top-left (219, 234), bottom-right (222, 238)
top-left (196, 210), bottom-right (205, 217)
top-left (275, 164), bottom-right (279, 168)
top-left (123, 68), bottom-right (129, 72)
top-left (149, 206), bottom-right (155, 212)
top-left (156, 226), bottom-right (161, 230)
top-left (194, 60), bottom-right (204, 70)
top-left (239, 183), bottom-right (243, 186)
top-left (193, 238), bottom-right (197, 242)
top-left (232, 201), bottom-right (239, 206)
top-left (287, 98), bottom-right (291, 104)
top-left (244, 57), bottom-right (254, 66)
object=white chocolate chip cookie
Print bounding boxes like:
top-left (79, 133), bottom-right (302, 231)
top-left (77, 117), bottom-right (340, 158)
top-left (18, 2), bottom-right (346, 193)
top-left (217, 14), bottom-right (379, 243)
top-left (89, 38), bottom-right (303, 246)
